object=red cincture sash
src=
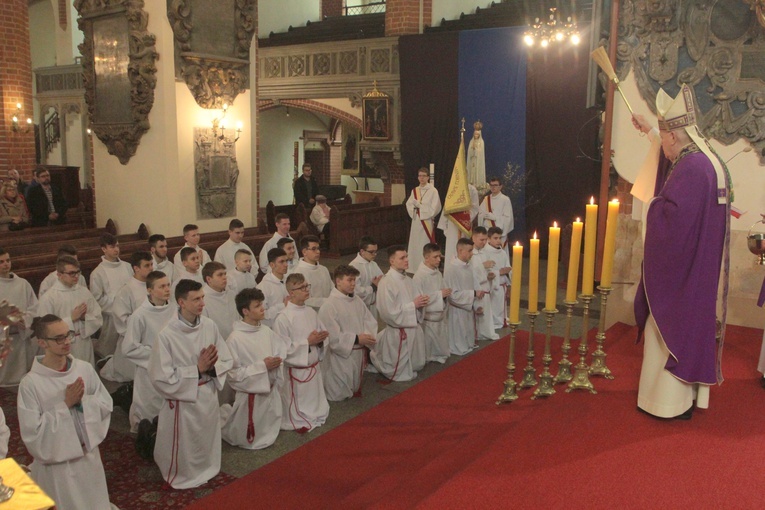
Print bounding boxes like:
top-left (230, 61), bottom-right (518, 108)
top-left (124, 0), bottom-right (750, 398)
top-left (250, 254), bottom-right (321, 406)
top-left (380, 328), bottom-right (407, 385)
top-left (288, 361), bottom-right (319, 433)
top-left (414, 188), bottom-right (436, 244)
top-left (246, 393), bottom-right (256, 444)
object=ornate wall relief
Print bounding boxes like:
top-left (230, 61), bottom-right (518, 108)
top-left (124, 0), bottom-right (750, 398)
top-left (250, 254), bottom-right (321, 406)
top-left (615, 0), bottom-right (765, 162)
top-left (75, 0), bottom-right (159, 165)
top-left (167, 0), bottom-right (256, 109)
top-left (194, 128), bottom-right (239, 218)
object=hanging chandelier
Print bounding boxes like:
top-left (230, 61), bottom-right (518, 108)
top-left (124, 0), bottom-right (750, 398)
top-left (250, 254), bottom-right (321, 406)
top-left (523, 8), bottom-right (580, 48)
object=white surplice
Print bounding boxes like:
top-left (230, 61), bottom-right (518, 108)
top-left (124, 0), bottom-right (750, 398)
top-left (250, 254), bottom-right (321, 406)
top-left (258, 232), bottom-right (298, 274)
top-left (220, 321), bottom-right (287, 449)
top-left (37, 281), bottom-right (103, 367)
top-left (318, 288), bottom-right (378, 401)
top-left (479, 192), bottom-right (515, 249)
top-left (482, 243), bottom-right (511, 329)
top-left (370, 268), bottom-right (426, 382)
top-left (412, 263), bottom-right (449, 363)
top-left (437, 184), bottom-right (480, 264)
top-left (0, 407), bottom-right (8, 458)
top-left (227, 268), bottom-right (256, 294)
top-left (471, 248), bottom-right (499, 340)
top-left (349, 253), bottom-right (384, 318)
top-left (18, 356), bottom-right (113, 510)
top-left (38, 270), bottom-right (86, 298)
top-left (153, 258), bottom-right (177, 285)
top-left (273, 302), bottom-right (329, 431)
top-left (201, 284), bottom-right (239, 341)
top-left (0, 274), bottom-right (37, 384)
top-left (122, 299), bottom-right (175, 433)
top-left (149, 315), bottom-right (233, 489)
top-left (171, 269), bottom-right (204, 299)
top-left (101, 276), bottom-right (147, 382)
top-left (214, 239), bottom-right (255, 272)
top-left (89, 257), bottom-right (132, 358)
top-left (292, 259), bottom-right (333, 309)
top-left (172, 244), bottom-right (211, 273)
top-left (406, 184), bottom-right (442, 272)
top-left (259, 272), bottom-right (288, 329)
top-left (444, 257), bottom-right (479, 355)
top-left (309, 204), bottom-right (330, 232)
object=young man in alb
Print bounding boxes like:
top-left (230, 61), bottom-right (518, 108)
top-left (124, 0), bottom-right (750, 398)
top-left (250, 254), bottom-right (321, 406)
top-left (292, 235), bottom-right (333, 309)
top-left (201, 261), bottom-right (239, 341)
top-left (149, 234), bottom-right (176, 284)
top-left (485, 226), bottom-right (512, 329)
top-left (478, 177), bottom-right (514, 255)
top-left (18, 314), bottom-right (113, 510)
top-left (122, 271), bottom-right (174, 433)
top-left (214, 218), bottom-right (254, 272)
top-left (470, 227), bottom-right (499, 340)
top-left (227, 249), bottom-right (257, 293)
top-left (37, 256), bottom-right (103, 367)
top-left (89, 233), bottom-right (133, 359)
top-left (149, 279), bottom-right (233, 489)
top-left (259, 248), bottom-right (290, 328)
top-left (412, 243), bottom-right (452, 364)
top-left (273, 273), bottom-right (330, 432)
top-left (173, 223), bottom-right (211, 272)
top-left (318, 265), bottom-right (377, 401)
top-left (277, 236), bottom-right (298, 274)
top-left (38, 245), bottom-right (87, 297)
top-left (174, 247), bottom-right (204, 286)
top-left (100, 251), bottom-right (154, 383)
top-left (405, 167), bottom-right (442, 272)
top-left (258, 213), bottom-right (297, 273)
top-left (370, 245), bottom-right (429, 382)
top-left (221, 288), bottom-right (286, 449)
top-left (445, 238), bottom-right (485, 355)
top-left (0, 247), bottom-right (37, 384)
top-left (349, 236), bottom-right (384, 317)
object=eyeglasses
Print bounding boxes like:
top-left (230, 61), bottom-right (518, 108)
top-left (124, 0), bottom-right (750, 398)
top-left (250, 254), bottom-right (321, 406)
top-left (363, 249), bottom-right (378, 255)
top-left (60, 270), bottom-right (81, 276)
top-left (291, 284), bottom-right (311, 292)
top-left (489, 184), bottom-right (501, 188)
top-left (305, 247), bottom-right (321, 251)
top-left (40, 331), bottom-right (75, 344)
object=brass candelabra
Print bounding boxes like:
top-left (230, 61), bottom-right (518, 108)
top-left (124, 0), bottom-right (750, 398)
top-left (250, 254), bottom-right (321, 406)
top-left (532, 308), bottom-right (558, 399)
top-left (554, 300), bottom-right (576, 384)
top-left (497, 321), bottom-right (521, 405)
top-left (589, 286), bottom-right (614, 379)
top-left (566, 294), bottom-right (597, 394)
top-left (520, 311), bottom-right (539, 388)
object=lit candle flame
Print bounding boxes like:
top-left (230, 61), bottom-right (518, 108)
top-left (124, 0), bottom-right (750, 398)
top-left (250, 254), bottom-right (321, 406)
top-left (533, 231), bottom-right (538, 240)
top-left (515, 241), bottom-right (521, 247)
top-left (576, 217), bottom-right (581, 222)
top-left (611, 198), bottom-right (619, 203)
top-left (553, 221), bottom-right (558, 228)
top-left (590, 196), bottom-right (595, 205)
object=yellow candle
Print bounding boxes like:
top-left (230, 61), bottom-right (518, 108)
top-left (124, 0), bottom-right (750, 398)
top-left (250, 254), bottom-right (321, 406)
top-left (528, 232), bottom-right (540, 313)
top-left (600, 199), bottom-right (620, 288)
top-left (544, 222), bottom-right (561, 310)
top-left (565, 218), bottom-right (584, 302)
top-left (582, 197), bottom-right (598, 295)
top-left (509, 242), bottom-right (524, 323)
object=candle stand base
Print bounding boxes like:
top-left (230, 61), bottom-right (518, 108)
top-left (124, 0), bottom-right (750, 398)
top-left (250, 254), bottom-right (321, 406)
top-left (554, 300), bottom-right (577, 384)
top-left (532, 309), bottom-right (558, 399)
top-left (589, 286), bottom-right (614, 379)
top-left (520, 312), bottom-right (539, 389)
top-left (566, 294), bottom-right (597, 394)
top-left (497, 322), bottom-right (521, 405)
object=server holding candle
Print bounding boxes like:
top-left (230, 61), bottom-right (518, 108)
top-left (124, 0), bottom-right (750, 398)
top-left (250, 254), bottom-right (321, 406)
top-left (631, 84), bottom-right (729, 420)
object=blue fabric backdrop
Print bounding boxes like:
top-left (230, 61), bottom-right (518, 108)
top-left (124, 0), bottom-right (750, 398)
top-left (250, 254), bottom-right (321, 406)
top-left (458, 26), bottom-right (527, 243)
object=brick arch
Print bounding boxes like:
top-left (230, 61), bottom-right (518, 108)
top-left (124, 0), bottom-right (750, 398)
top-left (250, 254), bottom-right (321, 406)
top-left (257, 99), bottom-right (362, 130)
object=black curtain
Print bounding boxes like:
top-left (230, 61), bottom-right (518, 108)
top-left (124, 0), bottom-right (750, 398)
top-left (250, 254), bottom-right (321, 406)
top-left (399, 32), bottom-right (460, 203)
top-left (525, 32), bottom-right (601, 257)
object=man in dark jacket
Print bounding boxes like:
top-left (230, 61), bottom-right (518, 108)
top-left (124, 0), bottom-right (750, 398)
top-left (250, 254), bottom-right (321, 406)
top-left (26, 167), bottom-right (68, 227)
top-left (293, 163), bottom-right (319, 207)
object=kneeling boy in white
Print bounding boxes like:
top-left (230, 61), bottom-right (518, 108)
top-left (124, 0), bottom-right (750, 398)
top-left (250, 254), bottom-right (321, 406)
top-left (221, 288), bottom-right (286, 449)
top-left (122, 271), bottom-right (175, 433)
top-left (18, 315), bottom-right (113, 510)
top-left (201, 262), bottom-right (239, 340)
top-left (273, 273), bottom-right (330, 432)
top-left (485, 226), bottom-right (512, 329)
top-left (259, 248), bottom-right (290, 328)
top-left (471, 227), bottom-right (499, 340)
top-left (445, 238), bottom-right (485, 355)
top-left (227, 249), bottom-right (257, 293)
top-left (412, 243), bottom-right (452, 364)
top-left (318, 265), bottom-right (377, 401)
top-left (149, 279), bottom-right (233, 489)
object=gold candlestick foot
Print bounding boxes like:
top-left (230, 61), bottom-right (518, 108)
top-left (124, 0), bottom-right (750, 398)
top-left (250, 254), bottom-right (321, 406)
top-left (567, 294), bottom-right (597, 394)
top-left (519, 311), bottom-right (539, 389)
top-left (533, 308), bottom-right (558, 399)
top-left (554, 300), bottom-right (577, 384)
top-left (497, 322), bottom-right (521, 405)
top-left (589, 285), bottom-right (614, 379)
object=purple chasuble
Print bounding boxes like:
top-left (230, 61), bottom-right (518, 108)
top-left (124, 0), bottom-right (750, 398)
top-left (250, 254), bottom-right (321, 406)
top-left (634, 150), bottom-right (727, 384)
top-left (758, 276), bottom-right (765, 308)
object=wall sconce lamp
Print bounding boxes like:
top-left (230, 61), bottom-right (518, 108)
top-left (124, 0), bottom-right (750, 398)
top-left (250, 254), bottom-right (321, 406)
top-left (211, 103), bottom-right (243, 142)
top-left (11, 103), bottom-right (32, 133)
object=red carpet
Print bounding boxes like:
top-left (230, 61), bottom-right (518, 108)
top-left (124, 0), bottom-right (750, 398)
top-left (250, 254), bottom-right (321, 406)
top-left (189, 322), bottom-right (765, 509)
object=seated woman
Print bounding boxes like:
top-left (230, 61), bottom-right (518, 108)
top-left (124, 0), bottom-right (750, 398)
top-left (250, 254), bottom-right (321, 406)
top-left (309, 194), bottom-right (330, 236)
top-left (0, 179), bottom-right (30, 231)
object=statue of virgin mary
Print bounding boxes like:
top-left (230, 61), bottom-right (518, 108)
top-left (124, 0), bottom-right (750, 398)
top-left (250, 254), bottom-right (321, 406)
top-left (467, 120), bottom-right (486, 187)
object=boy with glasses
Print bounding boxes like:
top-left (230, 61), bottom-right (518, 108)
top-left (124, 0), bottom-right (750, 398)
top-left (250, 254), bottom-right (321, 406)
top-left (38, 245), bottom-right (87, 298)
top-left (349, 236), bottom-right (384, 317)
top-left (293, 235), bottom-right (332, 309)
top-left (259, 248), bottom-right (290, 328)
top-left (37, 256), bottom-right (102, 367)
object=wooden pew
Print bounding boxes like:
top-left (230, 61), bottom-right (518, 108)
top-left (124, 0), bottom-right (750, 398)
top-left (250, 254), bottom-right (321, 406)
top-left (325, 203), bottom-right (409, 257)
top-left (266, 194), bottom-right (352, 234)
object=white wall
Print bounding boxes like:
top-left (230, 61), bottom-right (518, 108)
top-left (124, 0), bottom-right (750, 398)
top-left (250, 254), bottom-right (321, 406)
top-left (258, 0), bottom-right (320, 36)
top-left (29, 0), bottom-right (57, 68)
top-left (432, 0), bottom-right (490, 25)
top-left (259, 107), bottom-right (330, 206)
top-left (93, 0), bottom-right (254, 236)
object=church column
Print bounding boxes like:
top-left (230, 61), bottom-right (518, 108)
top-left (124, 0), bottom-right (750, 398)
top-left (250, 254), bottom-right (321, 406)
top-left (385, 0), bottom-right (433, 36)
top-left (0, 0), bottom-right (36, 179)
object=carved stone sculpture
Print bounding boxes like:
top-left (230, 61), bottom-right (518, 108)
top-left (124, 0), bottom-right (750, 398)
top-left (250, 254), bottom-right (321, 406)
top-left (194, 128), bottom-right (239, 219)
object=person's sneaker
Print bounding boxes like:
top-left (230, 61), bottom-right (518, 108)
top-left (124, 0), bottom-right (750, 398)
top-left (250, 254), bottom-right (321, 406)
top-left (135, 417), bottom-right (158, 460)
top-left (110, 382), bottom-right (134, 414)
top-left (95, 355), bottom-right (111, 371)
